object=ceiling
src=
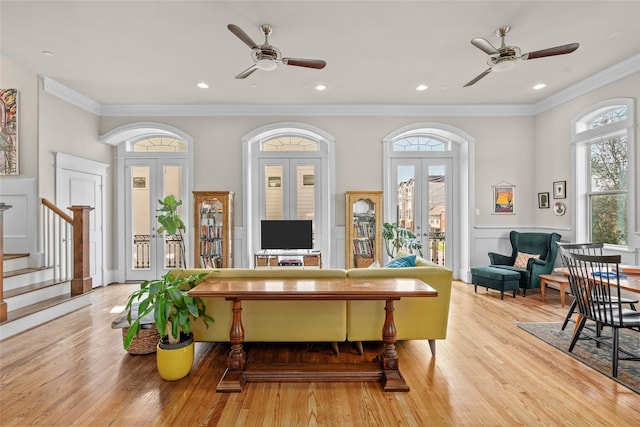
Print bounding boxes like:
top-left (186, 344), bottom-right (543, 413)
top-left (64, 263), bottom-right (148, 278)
top-left (1, 1), bottom-right (639, 107)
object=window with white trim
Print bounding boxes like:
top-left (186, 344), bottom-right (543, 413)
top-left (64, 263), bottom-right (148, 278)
top-left (572, 99), bottom-right (635, 247)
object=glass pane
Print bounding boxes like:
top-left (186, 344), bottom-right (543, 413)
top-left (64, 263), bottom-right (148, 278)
top-left (265, 165), bottom-right (283, 220)
top-left (296, 164), bottom-right (315, 221)
top-left (589, 136), bottom-right (627, 191)
top-left (162, 165), bottom-right (184, 269)
top-left (352, 198), bottom-right (376, 267)
top-left (131, 166), bottom-right (150, 270)
top-left (198, 198), bottom-right (224, 268)
top-left (428, 165), bottom-right (446, 266)
top-left (396, 165), bottom-right (415, 232)
top-left (589, 106), bottom-right (627, 129)
top-left (590, 193), bottom-right (627, 245)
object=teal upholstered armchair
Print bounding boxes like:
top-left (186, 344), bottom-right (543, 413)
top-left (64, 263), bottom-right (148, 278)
top-left (488, 231), bottom-right (561, 296)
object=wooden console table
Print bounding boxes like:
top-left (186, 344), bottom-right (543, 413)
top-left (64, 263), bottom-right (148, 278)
top-left (189, 277), bottom-right (437, 392)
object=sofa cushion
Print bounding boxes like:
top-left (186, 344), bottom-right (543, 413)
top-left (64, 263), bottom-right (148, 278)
top-left (385, 254), bottom-right (416, 268)
top-left (396, 250), bottom-right (438, 267)
top-left (514, 251), bottom-right (540, 268)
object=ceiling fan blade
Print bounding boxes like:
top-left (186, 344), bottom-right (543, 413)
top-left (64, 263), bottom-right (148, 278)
top-left (471, 38), bottom-right (498, 55)
top-left (463, 68), bottom-right (492, 87)
top-left (235, 64), bottom-right (258, 79)
top-left (227, 24), bottom-right (259, 49)
top-left (522, 43), bottom-right (579, 60)
top-left (282, 58), bottom-right (327, 69)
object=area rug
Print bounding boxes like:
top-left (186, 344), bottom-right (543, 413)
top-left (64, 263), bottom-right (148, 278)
top-left (516, 322), bottom-right (639, 394)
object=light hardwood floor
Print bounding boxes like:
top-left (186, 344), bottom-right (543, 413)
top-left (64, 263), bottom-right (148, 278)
top-left (1, 281), bottom-right (638, 426)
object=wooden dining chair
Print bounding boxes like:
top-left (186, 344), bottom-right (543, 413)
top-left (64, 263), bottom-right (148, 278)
top-left (557, 242), bottom-right (637, 330)
top-left (559, 249), bottom-right (640, 377)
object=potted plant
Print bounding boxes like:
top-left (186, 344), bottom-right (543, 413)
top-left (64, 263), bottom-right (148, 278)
top-left (156, 194), bottom-right (187, 268)
top-left (381, 222), bottom-right (424, 258)
top-left (123, 271), bottom-right (214, 380)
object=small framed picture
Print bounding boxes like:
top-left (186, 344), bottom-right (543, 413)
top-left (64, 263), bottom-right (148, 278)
top-left (538, 192), bottom-right (550, 209)
top-left (553, 181), bottom-right (566, 199)
top-left (132, 176), bottom-right (146, 189)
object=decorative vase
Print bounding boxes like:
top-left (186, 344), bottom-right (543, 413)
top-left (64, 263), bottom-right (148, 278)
top-left (156, 334), bottom-right (194, 381)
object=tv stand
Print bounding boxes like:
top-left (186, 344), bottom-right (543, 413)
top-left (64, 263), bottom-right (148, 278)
top-left (254, 249), bottom-right (322, 269)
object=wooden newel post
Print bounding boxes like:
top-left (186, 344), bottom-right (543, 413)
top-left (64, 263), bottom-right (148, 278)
top-left (0, 203), bottom-right (12, 322)
top-left (69, 205), bottom-right (93, 296)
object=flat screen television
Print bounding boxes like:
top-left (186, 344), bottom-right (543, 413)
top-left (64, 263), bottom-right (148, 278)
top-left (261, 220), bottom-right (313, 250)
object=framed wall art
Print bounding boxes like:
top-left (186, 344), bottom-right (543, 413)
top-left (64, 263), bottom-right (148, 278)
top-left (538, 192), bottom-right (550, 209)
top-left (553, 180), bottom-right (566, 199)
top-left (492, 182), bottom-right (515, 215)
top-left (0, 89), bottom-right (18, 175)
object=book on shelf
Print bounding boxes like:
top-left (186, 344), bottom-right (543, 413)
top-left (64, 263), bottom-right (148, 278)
top-left (352, 239), bottom-right (373, 256)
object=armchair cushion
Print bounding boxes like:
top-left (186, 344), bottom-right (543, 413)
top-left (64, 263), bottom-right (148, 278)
top-left (514, 251), bottom-right (540, 269)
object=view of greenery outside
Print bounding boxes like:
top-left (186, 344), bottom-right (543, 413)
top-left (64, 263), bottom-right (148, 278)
top-left (589, 135), bottom-right (627, 245)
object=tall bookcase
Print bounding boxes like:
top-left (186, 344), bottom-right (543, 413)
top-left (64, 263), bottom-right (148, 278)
top-left (193, 191), bottom-right (234, 268)
top-left (345, 191), bottom-right (382, 269)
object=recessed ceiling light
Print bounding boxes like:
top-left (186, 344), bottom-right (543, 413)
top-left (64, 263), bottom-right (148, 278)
top-left (314, 84), bottom-right (327, 91)
top-left (416, 84), bottom-right (428, 91)
top-left (42, 50), bottom-right (54, 57)
top-left (532, 83), bottom-right (547, 90)
top-left (196, 82), bottom-right (209, 89)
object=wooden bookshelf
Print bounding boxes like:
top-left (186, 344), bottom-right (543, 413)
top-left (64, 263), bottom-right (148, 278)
top-left (193, 191), bottom-right (234, 268)
top-left (345, 191), bottom-right (382, 269)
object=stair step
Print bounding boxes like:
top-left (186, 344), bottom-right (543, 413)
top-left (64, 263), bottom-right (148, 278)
top-left (5, 294), bottom-right (83, 322)
top-left (3, 266), bottom-right (48, 279)
top-left (3, 253), bottom-right (29, 261)
top-left (4, 279), bottom-right (66, 299)
top-left (0, 293), bottom-right (93, 340)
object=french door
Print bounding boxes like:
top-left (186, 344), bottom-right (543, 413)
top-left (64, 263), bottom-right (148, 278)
top-left (257, 157), bottom-right (322, 249)
top-left (124, 158), bottom-right (188, 281)
top-left (391, 158), bottom-right (452, 268)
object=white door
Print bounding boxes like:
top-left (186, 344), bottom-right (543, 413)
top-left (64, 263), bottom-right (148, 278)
top-left (391, 158), bottom-right (452, 269)
top-left (56, 167), bottom-right (104, 287)
top-left (257, 158), bottom-right (322, 249)
top-left (124, 158), bottom-right (188, 281)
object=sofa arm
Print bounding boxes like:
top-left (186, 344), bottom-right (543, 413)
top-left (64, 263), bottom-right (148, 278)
top-left (488, 252), bottom-right (512, 265)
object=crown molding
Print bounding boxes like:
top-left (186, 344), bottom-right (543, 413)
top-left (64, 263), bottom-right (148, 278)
top-left (532, 53), bottom-right (640, 115)
top-left (99, 103), bottom-right (534, 117)
top-left (42, 54), bottom-right (640, 118)
top-left (40, 76), bottom-right (101, 116)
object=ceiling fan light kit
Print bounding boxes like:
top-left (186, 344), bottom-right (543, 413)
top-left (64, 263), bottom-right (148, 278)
top-left (228, 23), bottom-right (327, 79)
top-left (464, 25), bottom-right (579, 87)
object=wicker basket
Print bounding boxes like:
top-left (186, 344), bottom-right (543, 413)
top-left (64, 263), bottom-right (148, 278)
top-left (122, 325), bottom-right (160, 355)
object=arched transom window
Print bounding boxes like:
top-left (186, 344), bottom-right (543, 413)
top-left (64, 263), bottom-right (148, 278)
top-left (261, 135), bottom-right (319, 152)
top-left (129, 136), bottom-right (188, 152)
top-left (393, 135), bottom-right (451, 152)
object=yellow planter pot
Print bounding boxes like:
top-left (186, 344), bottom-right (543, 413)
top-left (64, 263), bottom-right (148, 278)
top-left (156, 335), bottom-right (194, 381)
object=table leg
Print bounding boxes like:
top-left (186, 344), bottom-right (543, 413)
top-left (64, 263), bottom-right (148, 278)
top-left (217, 298), bottom-right (246, 392)
top-left (540, 277), bottom-right (546, 302)
top-left (376, 298), bottom-right (409, 392)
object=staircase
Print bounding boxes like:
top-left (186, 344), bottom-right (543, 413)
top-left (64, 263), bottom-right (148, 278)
top-left (0, 253), bottom-right (92, 340)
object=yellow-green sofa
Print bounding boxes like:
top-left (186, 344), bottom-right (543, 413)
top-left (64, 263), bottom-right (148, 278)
top-left (171, 262), bottom-right (451, 355)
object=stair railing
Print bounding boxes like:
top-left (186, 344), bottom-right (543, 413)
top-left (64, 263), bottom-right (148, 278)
top-left (41, 199), bottom-right (93, 295)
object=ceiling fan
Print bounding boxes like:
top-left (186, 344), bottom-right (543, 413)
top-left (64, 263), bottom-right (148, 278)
top-left (227, 24), bottom-right (327, 79)
top-left (464, 26), bottom-right (579, 87)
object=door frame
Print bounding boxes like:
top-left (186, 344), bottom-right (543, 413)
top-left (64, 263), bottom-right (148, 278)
top-left (100, 122), bottom-right (193, 283)
top-left (243, 122), bottom-right (334, 268)
top-left (383, 123), bottom-right (474, 281)
top-left (54, 152), bottom-right (107, 287)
